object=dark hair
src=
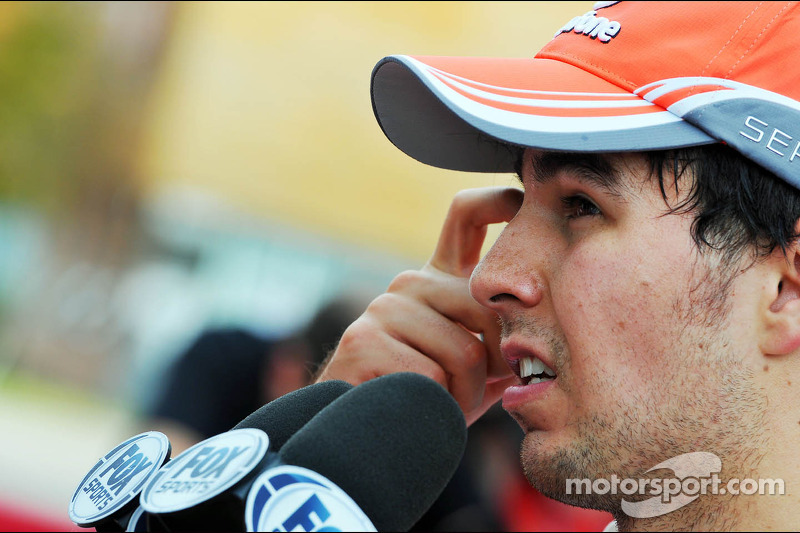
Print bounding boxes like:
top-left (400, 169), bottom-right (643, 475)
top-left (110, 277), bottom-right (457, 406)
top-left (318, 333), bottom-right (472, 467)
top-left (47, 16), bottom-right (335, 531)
top-left (648, 144), bottom-right (800, 266)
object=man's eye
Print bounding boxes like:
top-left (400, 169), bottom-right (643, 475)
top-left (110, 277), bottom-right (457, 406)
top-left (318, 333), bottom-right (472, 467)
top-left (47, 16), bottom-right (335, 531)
top-left (561, 195), bottom-right (601, 219)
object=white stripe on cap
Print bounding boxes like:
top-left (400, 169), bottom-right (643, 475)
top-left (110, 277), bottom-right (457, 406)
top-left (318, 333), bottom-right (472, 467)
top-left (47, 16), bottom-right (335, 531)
top-left (404, 55), bottom-right (684, 134)
top-left (636, 77), bottom-right (800, 117)
top-left (430, 69), bottom-right (655, 109)
top-left (426, 65), bottom-right (640, 99)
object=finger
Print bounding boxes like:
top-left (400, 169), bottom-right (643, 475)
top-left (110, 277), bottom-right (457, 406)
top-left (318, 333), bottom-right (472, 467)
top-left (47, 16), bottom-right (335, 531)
top-left (387, 270), bottom-right (495, 336)
top-left (421, 289), bottom-right (506, 379)
top-left (464, 375), bottom-right (519, 427)
top-left (318, 318), bottom-right (449, 388)
top-left (367, 292), bottom-right (489, 413)
top-left (389, 270), bottom-right (508, 379)
top-left (478, 316), bottom-right (506, 380)
top-left (430, 186), bottom-right (523, 277)
top-left (484, 375), bottom-right (518, 406)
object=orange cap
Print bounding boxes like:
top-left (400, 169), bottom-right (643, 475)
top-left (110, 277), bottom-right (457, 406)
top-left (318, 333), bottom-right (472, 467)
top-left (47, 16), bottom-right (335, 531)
top-left (371, 1), bottom-right (800, 188)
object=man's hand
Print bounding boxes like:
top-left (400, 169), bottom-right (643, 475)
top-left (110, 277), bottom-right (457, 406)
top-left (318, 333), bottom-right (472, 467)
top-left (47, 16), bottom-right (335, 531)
top-left (315, 186), bottom-right (523, 425)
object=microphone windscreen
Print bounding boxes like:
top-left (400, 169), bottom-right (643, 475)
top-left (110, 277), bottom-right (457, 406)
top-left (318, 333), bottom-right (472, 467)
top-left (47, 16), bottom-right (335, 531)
top-left (232, 380), bottom-right (353, 451)
top-left (278, 372), bottom-right (467, 532)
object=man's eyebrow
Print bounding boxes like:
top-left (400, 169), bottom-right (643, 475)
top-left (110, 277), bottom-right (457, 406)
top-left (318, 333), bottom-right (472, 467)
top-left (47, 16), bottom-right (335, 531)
top-left (516, 151), bottom-right (626, 197)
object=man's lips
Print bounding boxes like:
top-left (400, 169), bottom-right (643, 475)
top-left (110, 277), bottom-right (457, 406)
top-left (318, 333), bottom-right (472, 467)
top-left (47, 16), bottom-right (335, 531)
top-left (500, 338), bottom-right (557, 381)
top-left (502, 379), bottom-right (557, 414)
top-left (499, 337), bottom-right (560, 418)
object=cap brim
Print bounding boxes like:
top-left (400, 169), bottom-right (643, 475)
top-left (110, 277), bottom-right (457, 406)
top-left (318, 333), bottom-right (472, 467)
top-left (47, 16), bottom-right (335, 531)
top-left (371, 55), bottom-right (716, 173)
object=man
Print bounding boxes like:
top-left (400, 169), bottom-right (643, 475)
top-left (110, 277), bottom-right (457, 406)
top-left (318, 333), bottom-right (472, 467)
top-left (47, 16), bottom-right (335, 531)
top-left (316, 2), bottom-right (800, 530)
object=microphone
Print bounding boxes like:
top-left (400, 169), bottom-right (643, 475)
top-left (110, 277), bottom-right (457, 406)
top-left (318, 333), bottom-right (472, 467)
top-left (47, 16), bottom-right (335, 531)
top-left (137, 380), bottom-right (353, 530)
top-left (68, 431), bottom-right (171, 531)
top-left (250, 372), bottom-right (468, 532)
top-left (68, 381), bottom-right (352, 531)
top-left (140, 373), bottom-right (466, 531)
top-left (232, 379), bottom-right (354, 450)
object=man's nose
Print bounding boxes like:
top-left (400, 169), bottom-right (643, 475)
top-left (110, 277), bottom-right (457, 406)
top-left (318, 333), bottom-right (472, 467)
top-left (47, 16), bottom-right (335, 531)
top-left (469, 219), bottom-right (546, 314)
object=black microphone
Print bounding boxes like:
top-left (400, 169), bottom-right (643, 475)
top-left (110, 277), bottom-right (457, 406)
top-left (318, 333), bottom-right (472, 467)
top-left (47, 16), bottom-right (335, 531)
top-left (232, 379), bottom-right (354, 450)
top-left (246, 372), bottom-right (468, 531)
top-left (68, 431), bottom-right (171, 531)
top-left (138, 380), bottom-right (353, 530)
top-left (140, 373), bottom-right (466, 531)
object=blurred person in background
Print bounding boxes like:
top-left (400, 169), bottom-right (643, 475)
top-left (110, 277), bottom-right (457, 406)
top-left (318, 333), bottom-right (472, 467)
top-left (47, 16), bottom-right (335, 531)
top-left (143, 296), bottom-right (366, 454)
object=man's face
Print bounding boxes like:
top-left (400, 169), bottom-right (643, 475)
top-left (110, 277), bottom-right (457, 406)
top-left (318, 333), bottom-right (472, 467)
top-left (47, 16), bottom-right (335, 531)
top-left (469, 149), bottom-right (767, 510)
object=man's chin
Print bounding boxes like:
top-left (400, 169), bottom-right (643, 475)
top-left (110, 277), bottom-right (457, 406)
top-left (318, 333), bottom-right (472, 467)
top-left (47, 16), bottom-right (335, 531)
top-left (520, 432), bottom-right (620, 513)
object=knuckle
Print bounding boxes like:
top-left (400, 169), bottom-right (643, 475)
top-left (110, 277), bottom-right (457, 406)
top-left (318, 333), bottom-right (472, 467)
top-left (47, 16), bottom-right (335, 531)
top-left (451, 187), bottom-right (477, 206)
top-left (448, 190), bottom-right (473, 216)
top-left (387, 269), bottom-right (424, 292)
top-left (460, 337), bottom-right (487, 370)
top-left (365, 293), bottom-right (400, 317)
top-left (336, 318), bottom-right (376, 354)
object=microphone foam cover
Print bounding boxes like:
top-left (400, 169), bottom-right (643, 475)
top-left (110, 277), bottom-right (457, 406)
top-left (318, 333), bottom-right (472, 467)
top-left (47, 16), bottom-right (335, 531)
top-left (279, 372), bottom-right (467, 532)
top-left (232, 380), bottom-right (353, 451)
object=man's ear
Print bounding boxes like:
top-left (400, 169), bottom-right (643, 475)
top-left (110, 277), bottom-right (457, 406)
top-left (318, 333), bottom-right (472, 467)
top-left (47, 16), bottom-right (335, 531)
top-left (762, 228), bottom-right (800, 355)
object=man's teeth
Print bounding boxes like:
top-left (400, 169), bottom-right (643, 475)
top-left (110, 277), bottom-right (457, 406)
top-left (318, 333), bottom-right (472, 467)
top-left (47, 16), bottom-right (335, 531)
top-left (519, 356), bottom-right (556, 379)
top-left (520, 357), bottom-right (541, 377)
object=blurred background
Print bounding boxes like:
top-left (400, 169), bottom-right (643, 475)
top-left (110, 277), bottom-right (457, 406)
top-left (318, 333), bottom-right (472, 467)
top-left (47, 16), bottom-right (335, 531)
top-left (0, 1), bottom-right (612, 531)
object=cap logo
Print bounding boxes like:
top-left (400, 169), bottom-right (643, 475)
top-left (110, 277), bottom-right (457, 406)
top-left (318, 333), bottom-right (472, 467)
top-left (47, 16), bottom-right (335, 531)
top-left (554, 10), bottom-right (621, 43)
top-left (740, 116), bottom-right (800, 162)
